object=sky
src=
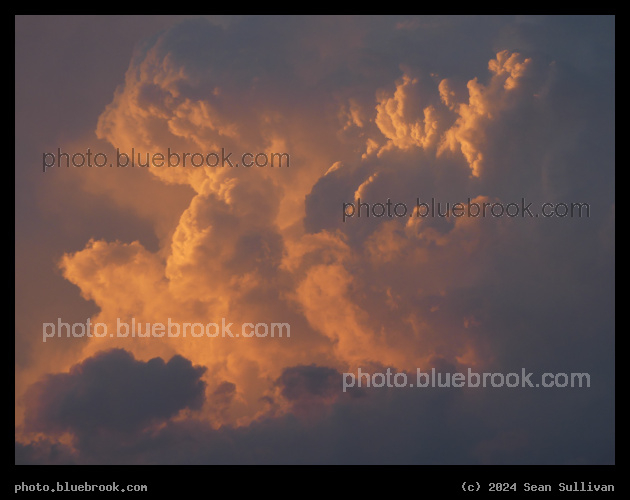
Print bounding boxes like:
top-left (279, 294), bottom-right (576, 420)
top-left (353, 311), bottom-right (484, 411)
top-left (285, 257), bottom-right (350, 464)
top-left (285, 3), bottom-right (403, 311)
top-left (15, 15), bottom-right (614, 465)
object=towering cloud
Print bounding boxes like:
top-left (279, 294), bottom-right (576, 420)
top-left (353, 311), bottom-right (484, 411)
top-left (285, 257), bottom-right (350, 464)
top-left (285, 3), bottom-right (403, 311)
top-left (16, 15), bottom-right (614, 464)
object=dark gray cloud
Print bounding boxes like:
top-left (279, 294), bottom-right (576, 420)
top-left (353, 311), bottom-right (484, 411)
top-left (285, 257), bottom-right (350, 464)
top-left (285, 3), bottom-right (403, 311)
top-left (24, 349), bottom-right (206, 436)
top-left (15, 440), bottom-right (77, 465)
top-left (276, 364), bottom-right (340, 401)
top-left (16, 377), bottom-right (613, 464)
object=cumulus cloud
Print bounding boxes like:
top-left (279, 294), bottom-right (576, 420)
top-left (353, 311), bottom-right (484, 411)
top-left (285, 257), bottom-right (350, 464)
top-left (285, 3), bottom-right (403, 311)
top-left (276, 365), bottom-right (340, 401)
top-left (16, 15), bottom-right (614, 464)
top-left (24, 349), bottom-right (206, 436)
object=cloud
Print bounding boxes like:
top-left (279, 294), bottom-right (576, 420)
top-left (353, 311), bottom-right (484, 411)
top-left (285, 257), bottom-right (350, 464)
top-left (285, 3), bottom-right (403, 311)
top-left (277, 364), bottom-right (340, 401)
top-left (16, 15), bottom-right (614, 464)
top-left (437, 50), bottom-right (532, 177)
top-left (16, 375), bottom-right (614, 464)
top-left (51, 19), bottom-right (613, 421)
top-left (15, 440), bottom-right (77, 465)
top-left (24, 349), bottom-right (206, 436)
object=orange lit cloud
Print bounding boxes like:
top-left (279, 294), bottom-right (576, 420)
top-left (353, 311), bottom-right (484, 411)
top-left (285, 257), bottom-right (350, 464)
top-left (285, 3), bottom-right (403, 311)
top-left (16, 15), bottom-right (614, 465)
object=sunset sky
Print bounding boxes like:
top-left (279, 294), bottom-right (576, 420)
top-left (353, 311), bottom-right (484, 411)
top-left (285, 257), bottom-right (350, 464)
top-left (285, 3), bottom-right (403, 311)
top-left (15, 15), bottom-right (614, 464)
